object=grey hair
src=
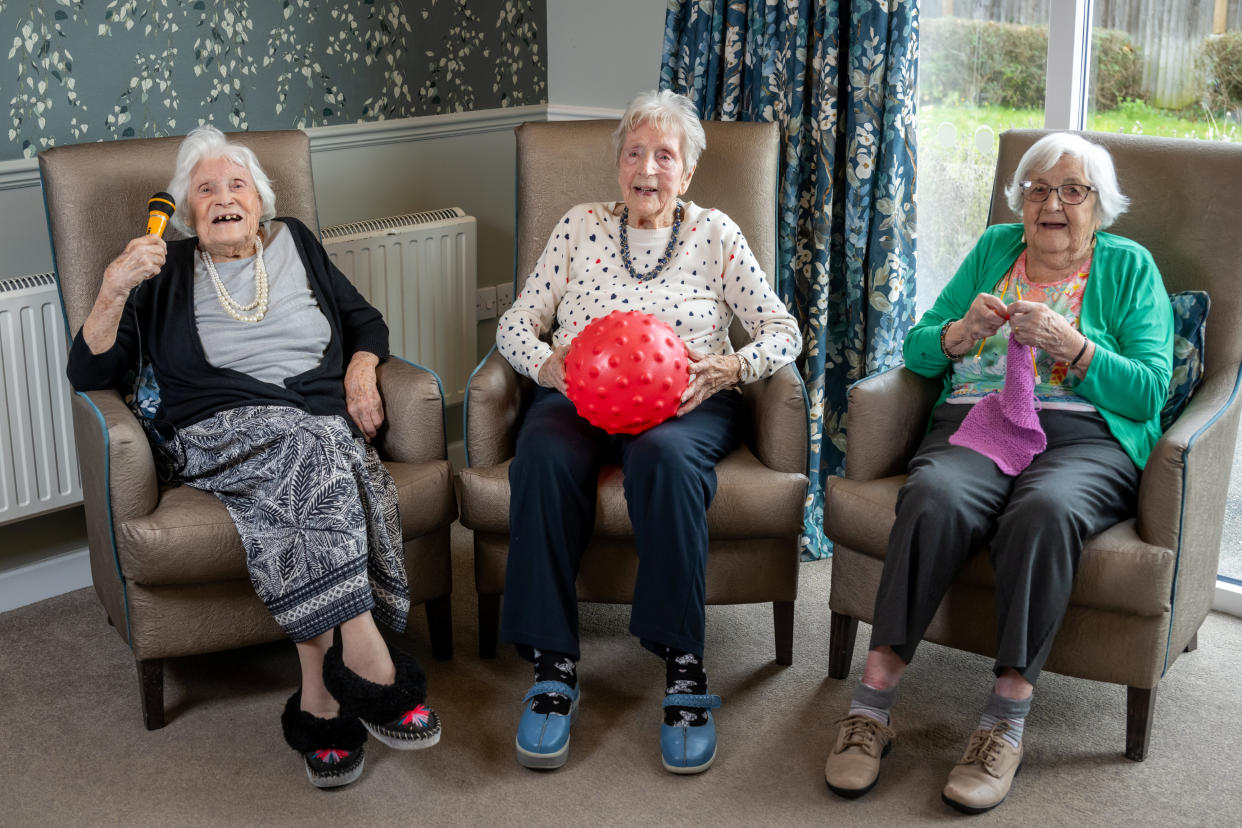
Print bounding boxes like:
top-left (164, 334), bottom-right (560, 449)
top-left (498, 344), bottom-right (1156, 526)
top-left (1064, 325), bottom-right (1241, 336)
top-left (166, 124), bottom-right (277, 236)
top-left (1004, 132), bottom-right (1128, 229)
top-left (612, 89), bottom-right (707, 169)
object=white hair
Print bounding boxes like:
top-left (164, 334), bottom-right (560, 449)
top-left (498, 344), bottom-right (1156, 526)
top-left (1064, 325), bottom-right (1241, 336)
top-left (1004, 132), bottom-right (1129, 229)
top-left (165, 124), bottom-right (277, 236)
top-left (612, 89), bottom-right (707, 169)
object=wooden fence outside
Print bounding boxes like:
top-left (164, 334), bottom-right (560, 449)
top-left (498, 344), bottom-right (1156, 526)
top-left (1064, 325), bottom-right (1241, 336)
top-left (923, 0), bottom-right (1242, 108)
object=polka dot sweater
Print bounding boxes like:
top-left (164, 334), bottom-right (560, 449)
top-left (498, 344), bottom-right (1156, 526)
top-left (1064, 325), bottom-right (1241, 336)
top-left (497, 201), bottom-right (802, 383)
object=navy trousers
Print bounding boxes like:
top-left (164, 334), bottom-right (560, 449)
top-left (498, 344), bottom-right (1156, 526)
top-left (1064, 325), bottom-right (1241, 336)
top-left (501, 385), bottom-right (742, 660)
top-left (870, 403), bottom-right (1140, 684)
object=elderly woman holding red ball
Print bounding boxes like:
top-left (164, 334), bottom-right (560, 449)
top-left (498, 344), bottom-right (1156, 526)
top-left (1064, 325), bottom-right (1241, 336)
top-left (494, 89), bottom-right (801, 775)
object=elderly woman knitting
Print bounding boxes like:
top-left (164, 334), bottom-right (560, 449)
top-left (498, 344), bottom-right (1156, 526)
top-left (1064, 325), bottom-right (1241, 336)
top-left (67, 125), bottom-right (439, 789)
top-left (495, 89), bottom-right (801, 775)
top-left (823, 133), bottom-right (1173, 813)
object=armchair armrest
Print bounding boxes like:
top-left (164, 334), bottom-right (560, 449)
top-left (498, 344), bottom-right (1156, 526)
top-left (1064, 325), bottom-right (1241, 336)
top-left (1137, 363), bottom-right (1242, 551)
top-left (71, 388), bottom-right (158, 641)
top-left (464, 348), bottom-right (531, 468)
top-left (374, 357), bottom-right (447, 465)
top-left (844, 366), bottom-right (942, 481)
top-left (1137, 361), bottom-right (1242, 659)
top-left (72, 389), bottom-right (159, 523)
top-left (741, 362), bottom-right (809, 475)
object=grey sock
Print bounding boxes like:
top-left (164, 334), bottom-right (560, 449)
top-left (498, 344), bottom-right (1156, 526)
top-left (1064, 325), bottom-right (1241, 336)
top-left (849, 682), bottom-right (898, 726)
top-left (979, 691), bottom-right (1031, 748)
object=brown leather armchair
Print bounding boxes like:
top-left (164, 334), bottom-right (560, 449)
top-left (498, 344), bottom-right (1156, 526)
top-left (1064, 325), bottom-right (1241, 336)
top-left (457, 120), bottom-right (809, 663)
top-left (825, 129), bottom-right (1242, 760)
top-left (40, 130), bottom-right (457, 730)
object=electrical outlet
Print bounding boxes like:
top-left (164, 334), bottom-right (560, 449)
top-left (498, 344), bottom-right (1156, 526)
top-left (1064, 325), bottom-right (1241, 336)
top-left (496, 283), bottom-right (515, 315)
top-left (475, 286), bottom-right (497, 320)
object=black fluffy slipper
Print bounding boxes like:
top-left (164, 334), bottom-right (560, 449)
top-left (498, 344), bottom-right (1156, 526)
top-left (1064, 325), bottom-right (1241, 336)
top-left (322, 643), bottom-right (442, 750)
top-left (281, 691), bottom-right (367, 789)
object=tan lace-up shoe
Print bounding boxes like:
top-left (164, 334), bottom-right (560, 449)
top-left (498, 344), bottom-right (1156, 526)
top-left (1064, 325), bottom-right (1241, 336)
top-left (941, 722), bottom-right (1023, 814)
top-left (824, 714), bottom-right (895, 799)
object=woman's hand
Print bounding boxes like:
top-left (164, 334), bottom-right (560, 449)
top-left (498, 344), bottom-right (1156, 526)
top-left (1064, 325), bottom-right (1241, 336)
top-left (82, 234), bottom-right (168, 354)
top-left (940, 293), bottom-right (1009, 358)
top-left (103, 234), bottom-right (168, 299)
top-left (537, 345), bottom-right (570, 394)
top-left (1007, 300), bottom-right (1082, 362)
top-left (345, 351), bottom-right (384, 440)
top-left (961, 292), bottom-right (1011, 340)
top-left (678, 348), bottom-right (742, 416)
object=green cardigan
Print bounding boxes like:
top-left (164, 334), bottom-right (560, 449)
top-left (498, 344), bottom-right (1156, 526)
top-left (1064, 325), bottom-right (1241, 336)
top-left (905, 223), bottom-right (1173, 469)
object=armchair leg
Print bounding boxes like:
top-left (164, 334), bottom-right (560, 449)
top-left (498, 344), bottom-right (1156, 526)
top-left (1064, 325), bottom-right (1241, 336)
top-left (425, 594), bottom-right (453, 661)
top-left (773, 601), bottom-right (794, 666)
top-left (137, 657), bottom-right (165, 730)
top-left (1184, 632), bottom-right (1198, 653)
top-left (478, 593), bottom-right (500, 659)
top-left (1126, 685), bottom-right (1157, 761)
top-left (828, 611), bottom-right (859, 680)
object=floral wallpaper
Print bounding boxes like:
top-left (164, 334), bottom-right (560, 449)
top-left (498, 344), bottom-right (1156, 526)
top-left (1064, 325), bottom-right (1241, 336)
top-left (2, 0), bottom-right (547, 161)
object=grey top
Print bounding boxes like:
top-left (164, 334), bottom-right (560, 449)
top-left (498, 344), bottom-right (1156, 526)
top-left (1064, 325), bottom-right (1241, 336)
top-left (193, 222), bottom-right (332, 386)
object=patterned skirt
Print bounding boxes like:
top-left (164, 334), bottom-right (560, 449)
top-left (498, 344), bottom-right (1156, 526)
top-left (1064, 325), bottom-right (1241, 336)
top-left (161, 405), bottom-right (409, 642)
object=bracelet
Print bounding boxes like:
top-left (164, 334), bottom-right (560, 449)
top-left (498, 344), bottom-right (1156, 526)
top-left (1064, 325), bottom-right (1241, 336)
top-left (733, 352), bottom-right (750, 386)
top-left (939, 318), bottom-right (964, 360)
top-left (1070, 335), bottom-right (1089, 367)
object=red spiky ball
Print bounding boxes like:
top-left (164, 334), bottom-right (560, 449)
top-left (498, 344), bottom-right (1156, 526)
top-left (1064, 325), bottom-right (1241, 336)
top-left (564, 310), bottom-right (690, 435)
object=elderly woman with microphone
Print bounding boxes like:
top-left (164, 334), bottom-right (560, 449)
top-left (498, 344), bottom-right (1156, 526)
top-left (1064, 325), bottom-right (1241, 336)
top-left (67, 125), bottom-right (439, 789)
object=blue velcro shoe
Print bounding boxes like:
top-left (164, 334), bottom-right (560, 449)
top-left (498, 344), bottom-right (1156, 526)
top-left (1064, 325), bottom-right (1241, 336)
top-left (515, 680), bottom-right (580, 769)
top-left (660, 693), bottom-right (722, 774)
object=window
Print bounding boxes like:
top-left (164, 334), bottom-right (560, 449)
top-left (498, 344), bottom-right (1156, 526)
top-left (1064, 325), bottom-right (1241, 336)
top-left (916, 1), bottom-right (1047, 316)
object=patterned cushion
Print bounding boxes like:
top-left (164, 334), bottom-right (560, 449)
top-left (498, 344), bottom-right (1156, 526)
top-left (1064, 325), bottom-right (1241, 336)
top-left (1161, 290), bottom-right (1210, 431)
top-left (125, 359), bottom-right (163, 425)
top-left (123, 357), bottom-right (176, 482)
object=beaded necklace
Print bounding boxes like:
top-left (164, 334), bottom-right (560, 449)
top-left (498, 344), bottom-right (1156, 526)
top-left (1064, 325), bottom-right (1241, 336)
top-left (198, 235), bottom-right (269, 323)
top-left (619, 201), bottom-right (682, 282)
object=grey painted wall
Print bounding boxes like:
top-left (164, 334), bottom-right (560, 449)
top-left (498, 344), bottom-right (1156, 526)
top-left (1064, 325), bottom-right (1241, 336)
top-left (0, 183), bottom-right (54, 280)
top-left (0, 122), bottom-right (521, 281)
top-left (545, 0), bottom-right (667, 109)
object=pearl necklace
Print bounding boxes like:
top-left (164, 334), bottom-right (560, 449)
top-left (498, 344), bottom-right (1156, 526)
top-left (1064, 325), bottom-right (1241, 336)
top-left (198, 235), bottom-right (269, 323)
top-left (619, 202), bottom-right (682, 282)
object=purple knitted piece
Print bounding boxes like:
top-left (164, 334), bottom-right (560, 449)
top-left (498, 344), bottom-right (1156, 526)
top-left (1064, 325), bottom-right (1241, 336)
top-left (949, 334), bottom-right (1047, 475)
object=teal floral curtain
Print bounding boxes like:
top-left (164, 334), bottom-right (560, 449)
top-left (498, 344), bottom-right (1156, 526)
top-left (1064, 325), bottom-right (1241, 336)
top-left (661, 0), bottom-right (919, 559)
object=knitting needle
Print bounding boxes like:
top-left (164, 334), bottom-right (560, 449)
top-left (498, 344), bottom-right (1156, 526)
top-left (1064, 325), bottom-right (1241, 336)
top-left (1013, 283), bottom-right (1040, 383)
top-left (975, 267), bottom-right (1017, 360)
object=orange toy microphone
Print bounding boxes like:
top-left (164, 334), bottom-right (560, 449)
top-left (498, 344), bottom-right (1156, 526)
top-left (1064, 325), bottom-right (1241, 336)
top-left (146, 192), bottom-right (176, 237)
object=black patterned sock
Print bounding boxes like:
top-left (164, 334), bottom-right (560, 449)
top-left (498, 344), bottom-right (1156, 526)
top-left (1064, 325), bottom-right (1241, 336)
top-left (530, 648), bottom-right (577, 716)
top-left (664, 649), bottom-right (710, 727)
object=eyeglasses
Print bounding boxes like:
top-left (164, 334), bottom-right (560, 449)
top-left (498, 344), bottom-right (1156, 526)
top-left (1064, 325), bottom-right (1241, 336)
top-left (1020, 181), bottom-right (1096, 205)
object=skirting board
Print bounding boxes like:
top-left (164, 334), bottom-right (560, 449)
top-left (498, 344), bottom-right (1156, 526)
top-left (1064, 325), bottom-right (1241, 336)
top-left (448, 440), bottom-right (466, 480)
top-left (1216, 580), bottom-right (1242, 618)
top-left (0, 547), bottom-right (90, 614)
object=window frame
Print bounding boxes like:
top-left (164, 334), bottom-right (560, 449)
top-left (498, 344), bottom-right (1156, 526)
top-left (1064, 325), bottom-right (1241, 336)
top-left (1044, 0), bottom-right (1094, 130)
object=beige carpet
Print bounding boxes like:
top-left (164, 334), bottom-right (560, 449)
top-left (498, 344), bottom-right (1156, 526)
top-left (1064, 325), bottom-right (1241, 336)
top-left (4, 523), bottom-right (1240, 827)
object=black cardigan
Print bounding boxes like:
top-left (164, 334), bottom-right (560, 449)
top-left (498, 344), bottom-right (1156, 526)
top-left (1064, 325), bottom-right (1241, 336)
top-left (67, 217), bottom-right (388, 438)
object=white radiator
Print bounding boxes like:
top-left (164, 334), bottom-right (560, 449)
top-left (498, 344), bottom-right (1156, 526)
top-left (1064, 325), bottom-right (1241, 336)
top-left (0, 274), bottom-right (81, 524)
top-left (323, 208), bottom-right (478, 406)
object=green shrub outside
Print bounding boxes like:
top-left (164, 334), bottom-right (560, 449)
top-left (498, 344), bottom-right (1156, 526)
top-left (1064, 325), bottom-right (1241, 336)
top-left (1199, 31), bottom-right (1242, 117)
top-left (1091, 29), bottom-right (1143, 110)
top-left (921, 18), bottom-right (1143, 112)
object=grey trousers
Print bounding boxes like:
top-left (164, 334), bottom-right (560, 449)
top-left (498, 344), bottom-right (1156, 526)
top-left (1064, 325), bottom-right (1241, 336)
top-left (869, 402), bottom-right (1140, 684)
